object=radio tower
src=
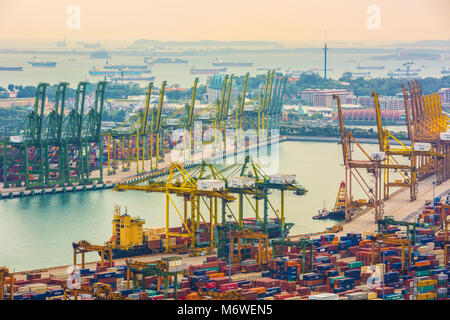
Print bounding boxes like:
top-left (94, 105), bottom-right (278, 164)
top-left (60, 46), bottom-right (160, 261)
top-left (323, 29), bottom-right (329, 80)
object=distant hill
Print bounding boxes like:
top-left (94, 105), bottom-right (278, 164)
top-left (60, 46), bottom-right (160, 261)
top-left (391, 40), bottom-right (450, 47)
top-left (132, 39), bottom-right (281, 47)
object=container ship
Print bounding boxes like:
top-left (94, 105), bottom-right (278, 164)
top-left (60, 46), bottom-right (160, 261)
top-left (108, 75), bottom-right (156, 83)
top-left (100, 205), bottom-right (292, 259)
top-left (103, 64), bottom-right (149, 70)
top-left (212, 60), bottom-right (253, 67)
top-left (152, 58), bottom-right (188, 64)
top-left (89, 67), bottom-right (142, 76)
top-left (256, 67), bottom-right (281, 71)
top-left (0, 66), bottom-right (23, 71)
top-left (356, 65), bottom-right (385, 70)
top-left (28, 58), bottom-right (56, 67)
top-left (190, 66), bottom-right (227, 74)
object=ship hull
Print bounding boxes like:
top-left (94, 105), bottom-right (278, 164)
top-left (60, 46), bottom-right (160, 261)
top-left (0, 67), bottom-right (23, 71)
top-left (31, 62), bottom-right (56, 67)
top-left (212, 62), bottom-right (253, 67)
top-left (100, 245), bottom-right (162, 260)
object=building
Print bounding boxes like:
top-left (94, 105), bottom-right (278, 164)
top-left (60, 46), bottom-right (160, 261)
top-left (300, 89), bottom-right (354, 108)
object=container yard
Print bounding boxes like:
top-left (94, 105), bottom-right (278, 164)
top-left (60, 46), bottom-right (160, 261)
top-left (1, 192), bottom-right (448, 301)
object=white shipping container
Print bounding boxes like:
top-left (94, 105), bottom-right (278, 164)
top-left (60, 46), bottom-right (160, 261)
top-left (166, 118), bottom-right (180, 125)
top-left (308, 293), bottom-right (339, 300)
top-left (414, 143), bottom-right (432, 152)
top-left (370, 151), bottom-right (386, 161)
top-left (197, 179), bottom-right (225, 191)
top-left (440, 132), bottom-right (450, 141)
top-left (269, 174), bottom-right (296, 184)
top-left (229, 177), bottom-right (256, 188)
top-left (9, 135), bottom-right (24, 143)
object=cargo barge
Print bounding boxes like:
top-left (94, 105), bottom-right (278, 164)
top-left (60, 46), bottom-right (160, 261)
top-left (0, 66), bottom-right (23, 71)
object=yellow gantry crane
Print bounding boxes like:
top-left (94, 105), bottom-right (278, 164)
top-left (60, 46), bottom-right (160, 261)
top-left (72, 240), bottom-right (113, 269)
top-left (334, 94), bottom-right (384, 222)
top-left (114, 162), bottom-right (236, 253)
top-left (369, 234), bottom-right (412, 274)
top-left (0, 267), bottom-right (14, 300)
top-left (229, 229), bottom-right (269, 271)
top-left (404, 81), bottom-right (449, 184)
top-left (62, 282), bottom-right (122, 300)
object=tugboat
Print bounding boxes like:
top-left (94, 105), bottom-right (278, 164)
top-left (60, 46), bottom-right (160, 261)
top-left (313, 207), bottom-right (331, 220)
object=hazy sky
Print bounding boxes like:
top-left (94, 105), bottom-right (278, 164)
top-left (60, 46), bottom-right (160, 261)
top-left (0, 0), bottom-right (449, 46)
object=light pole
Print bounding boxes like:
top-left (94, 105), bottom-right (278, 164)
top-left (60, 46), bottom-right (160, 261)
top-left (227, 214), bottom-right (232, 283)
top-left (432, 180), bottom-right (436, 238)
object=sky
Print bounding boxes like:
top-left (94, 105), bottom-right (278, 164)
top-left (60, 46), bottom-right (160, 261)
top-left (0, 0), bottom-right (449, 47)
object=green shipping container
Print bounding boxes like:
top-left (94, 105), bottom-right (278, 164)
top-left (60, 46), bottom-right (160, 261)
top-left (418, 285), bottom-right (435, 293)
top-left (415, 270), bottom-right (430, 277)
top-left (347, 261), bottom-right (363, 269)
top-left (385, 293), bottom-right (403, 300)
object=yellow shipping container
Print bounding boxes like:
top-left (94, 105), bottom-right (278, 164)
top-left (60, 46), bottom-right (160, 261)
top-left (367, 292), bottom-right (378, 300)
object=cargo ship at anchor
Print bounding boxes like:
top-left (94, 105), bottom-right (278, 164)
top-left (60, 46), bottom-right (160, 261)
top-left (89, 67), bottom-right (143, 76)
top-left (28, 58), bottom-right (56, 67)
top-left (190, 66), bottom-right (227, 74)
top-left (212, 59), bottom-right (253, 67)
top-left (0, 66), bottom-right (23, 71)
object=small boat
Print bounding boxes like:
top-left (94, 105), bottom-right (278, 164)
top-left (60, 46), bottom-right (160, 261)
top-left (313, 208), bottom-right (331, 220)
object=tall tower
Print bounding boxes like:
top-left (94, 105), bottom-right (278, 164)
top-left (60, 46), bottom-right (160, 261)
top-left (323, 30), bottom-right (329, 80)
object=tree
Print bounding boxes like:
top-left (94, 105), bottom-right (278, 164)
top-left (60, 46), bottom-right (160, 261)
top-left (8, 84), bottom-right (15, 92)
top-left (17, 86), bottom-right (36, 98)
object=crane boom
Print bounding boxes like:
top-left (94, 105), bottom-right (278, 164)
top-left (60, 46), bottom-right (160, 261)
top-left (142, 82), bottom-right (153, 135)
top-left (154, 81), bottom-right (167, 134)
top-left (372, 91), bottom-right (385, 152)
top-left (333, 94), bottom-right (347, 164)
top-left (186, 78), bottom-right (199, 129)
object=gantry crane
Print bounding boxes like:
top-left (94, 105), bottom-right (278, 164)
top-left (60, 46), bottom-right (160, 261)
top-left (72, 240), bottom-right (113, 269)
top-left (404, 81), bottom-right (448, 184)
top-left (0, 267), bottom-right (14, 300)
top-left (2, 81), bottom-right (107, 188)
top-left (377, 215), bottom-right (428, 245)
top-left (270, 238), bottom-right (314, 274)
top-left (197, 288), bottom-right (243, 300)
top-left (335, 94), bottom-right (385, 222)
top-left (125, 257), bottom-right (184, 299)
top-left (226, 229), bottom-right (269, 271)
top-left (368, 233), bottom-right (412, 274)
top-left (62, 282), bottom-right (122, 300)
top-left (114, 162), bottom-right (236, 253)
